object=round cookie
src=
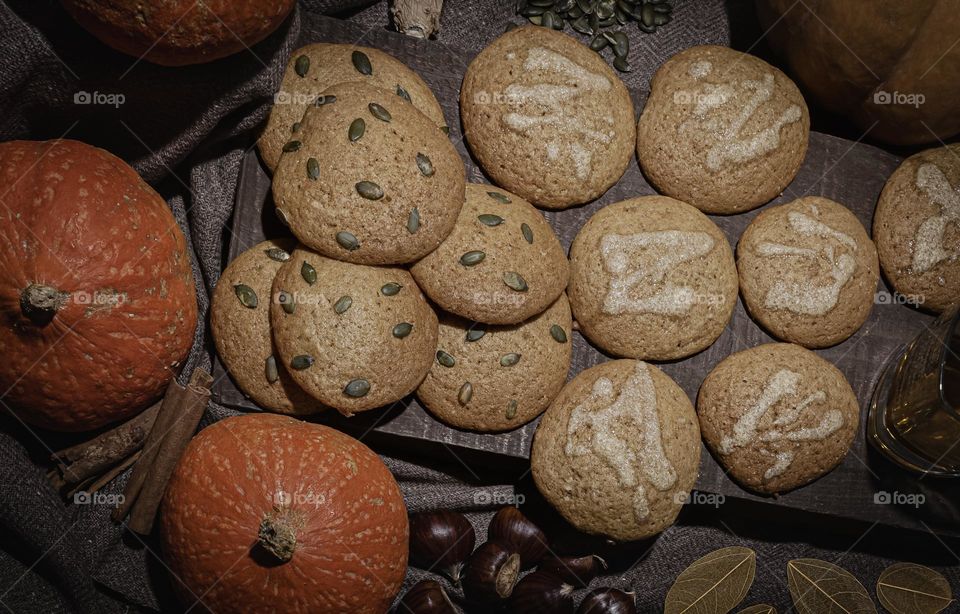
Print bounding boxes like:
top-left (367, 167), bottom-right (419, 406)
top-left (272, 81), bottom-right (465, 265)
top-left (531, 359), bottom-right (701, 542)
top-left (697, 343), bottom-right (859, 494)
top-left (259, 43), bottom-right (446, 172)
top-left (210, 240), bottom-right (326, 416)
top-left (460, 25), bottom-right (635, 209)
top-left (568, 196), bottom-right (738, 361)
top-left (737, 196), bottom-right (879, 348)
top-left (637, 45), bottom-right (810, 214)
top-left (417, 293), bottom-right (573, 432)
top-left (874, 143), bottom-right (960, 313)
top-left (411, 184), bottom-right (569, 325)
top-left (269, 248), bottom-right (438, 415)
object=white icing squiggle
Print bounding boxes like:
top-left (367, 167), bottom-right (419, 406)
top-left (912, 162), bottom-right (960, 273)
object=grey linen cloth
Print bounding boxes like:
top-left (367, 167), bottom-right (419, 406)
top-left (0, 1), bottom-right (957, 612)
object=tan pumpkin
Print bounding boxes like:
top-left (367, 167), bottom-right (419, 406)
top-left (160, 413), bottom-right (409, 613)
top-left (0, 139), bottom-right (197, 431)
top-left (756, 0), bottom-right (960, 145)
top-left (61, 0), bottom-right (295, 66)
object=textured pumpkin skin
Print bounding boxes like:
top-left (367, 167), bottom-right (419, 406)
top-left (160, 413), bottom-right (409, 613)
top-left (0, 139), bottom-right (197, 431)
top-left (61, 0), bottom-right (295, 66)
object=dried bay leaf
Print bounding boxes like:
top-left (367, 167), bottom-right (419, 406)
top-left (738, 606), bottom-right (776, 614)
top-left (664, 546), bottom-right (756, 614)
top-left (877, 562), bottom-right (953, 614)
top-left (787, 559), bottom-right (876, 613)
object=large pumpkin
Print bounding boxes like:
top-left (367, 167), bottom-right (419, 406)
top-left (755, 0), bottom-right (960, 145)
top-left (0, 139), bottom-right (197, 431)
top-left (160, 413), bottom-right (409, 613)
top-left (61, 0), bottom-right (295, 66)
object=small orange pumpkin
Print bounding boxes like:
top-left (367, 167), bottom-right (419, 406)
top-left (160, 413), bottom-right (409, 613)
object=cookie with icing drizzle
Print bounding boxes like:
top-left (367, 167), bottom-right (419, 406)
top-left (531, 359), bottom-right (701, 541)
top-left (874, 143), bottom-right (960, 313)
top-left (697, 342), bottom-right (859, 494)
top-left (460, 26), bottom-right (635, 209)
top-left (637, 45), bottom-right (809, 214)
top-left (738, 196), bottom-right (879, 348)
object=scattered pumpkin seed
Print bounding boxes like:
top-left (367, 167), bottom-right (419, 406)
top-left (344, 378), bottom-right (370, 397)
top-left (416, 152), bottom-right (434, 177)
top-left (334, 295), bottom-right (352, 314)
top-left (301, 261), bottom-right (317, 285)
top-left (436, 350), bottom-right (455, 368)
top-left (506, 400), bottom-right (518, 419)
top-left (294, 54), bottom-right (310, 77)
top-left (265, 355), bottom-right (279, 383)
top-left (407, 208), bottom-right (420, 234)
top-left (393, 322), bottom-right (413, 338)
top-left (458, 382), bottom-right (473, 405)
top-left (478, 214), bottom-right (504, 226)
top-left (290, 355), bottom-right (314, 370)
top-left (396, 84), bottom-right (411, 102)
top-left (368, 102), bottom-right (391, 122)
top-left (465, 326), bottom-right (486, 342)
top-left (487, 191), bottom-right (511, 204)
top-left (612, 31), bottom-right (629, 57)
top-left (356, 180), bottom-right (384, 200)
top-left (290, 122), bottom-right (300, 133)
top-left (314, 94), bottom-right (336, 106)
top-left (349, 118), bottom-right (366, 142)
top-left (381, 282), bottom-right (402, 296)
top-left (234, 284), bottom-right (258, 308)
top-left (336, 231), bottom-right (360, 251)
top-left (503, 271), bottom-right (528, 292)
top-left (279, 291), bottom-right (295, 314)
top-left (265, 247), bottom-right (290, 262)
top-left (352, 50), bottom-right (372, 75)
top-left (521, 222), bottom-right (533, 244)
top-left (440, 126), bottom-right (450, 135)
top-left (460, 251), bottom-right (486, 266)
top-left (500, 353), bottom-right (521, 367)
top-left (589, 33), bottom-right (608, 51)
top-left (613, 56), bottom-right (631, 72)
top-left (550, 324), bottom-right (568, 343)
top-left (306, 157), bottom-right (320, 181)
top-left (282, 140), bottom-right (301, 153)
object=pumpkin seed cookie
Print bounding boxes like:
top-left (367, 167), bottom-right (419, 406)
top-left (416, 293), bottom-right (573, 432)
top-left (697, 343), bottom-right (859, 494)
top-left (531, 359), bottom-right (701, 542)
top-left (637, 45), bottom-right (810, 214)
top-left (269, 248), bottom-right (438, 415)
top-left (259, 43), bottom-right (446, 172)
top-left (211, 240), bottom-right (325, 416)
top-left (568, 196), bottom-right (738, 361)
top-left (272, 81), bottom-right (465, 265)
top-left (874, 143), bottom-right (960, 313)
top-left (738, 196), bottom-right (879, 348)
top-left (410, 184), bottom-right (569, 325)
top-left (460, 26), bottom-right (635, 209)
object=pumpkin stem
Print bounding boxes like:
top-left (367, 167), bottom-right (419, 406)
top-left (20, 283), bottom-right (68, 326)
top-left (258, 509), bottom-right (299, 563)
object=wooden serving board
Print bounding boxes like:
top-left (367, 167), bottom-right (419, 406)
top-left (213, 15), bottom-right (960, 536)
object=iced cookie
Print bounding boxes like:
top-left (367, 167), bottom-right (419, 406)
top-left (460, 26), bottom-right (635, 209)
top-left (568, 196), bottom-right (738, 360)
top-left (272, 81), bottom-right (465, 265)
top-left (259, 43), bottom-right (446, 172)
top-left (531, 359), bottom-right (701, 542)
top-left (874, 143), bottom-right (960, 313)
top-left (210, 240), bottom-right (326, 415)
top-left (637, 45), bottom-right (809, 214)
top-left (697, 343), bottom-right (859, 494)
top-left (411, 184), bottom-right (569, 325)
top-left (269, 248), bottom-right (438, 415)
top-left (416, 294), bottom-right (573, 432)
top-left (738, 196), bottom-right (879, 348)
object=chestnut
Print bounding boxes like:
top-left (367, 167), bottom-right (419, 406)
top-left (538, 554), bottom-right (607, 586)
top-left (577, 588), bottom-right (637, 614)
top-left (462, 541), bottom-right (521, 603)
top-left (396, 579), bottom-right (456, 614)
top-left (509, 570), bottom-right (575, 614)
top-left (409, 510), bottom-right (476, 585)
top-left (487, 506), bottom-right (548, 567)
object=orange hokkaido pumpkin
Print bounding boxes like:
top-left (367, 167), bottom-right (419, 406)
top-left (0, 139), bottom-right (197, 431)
top-left (160, 413), bottom-right (409, 613)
